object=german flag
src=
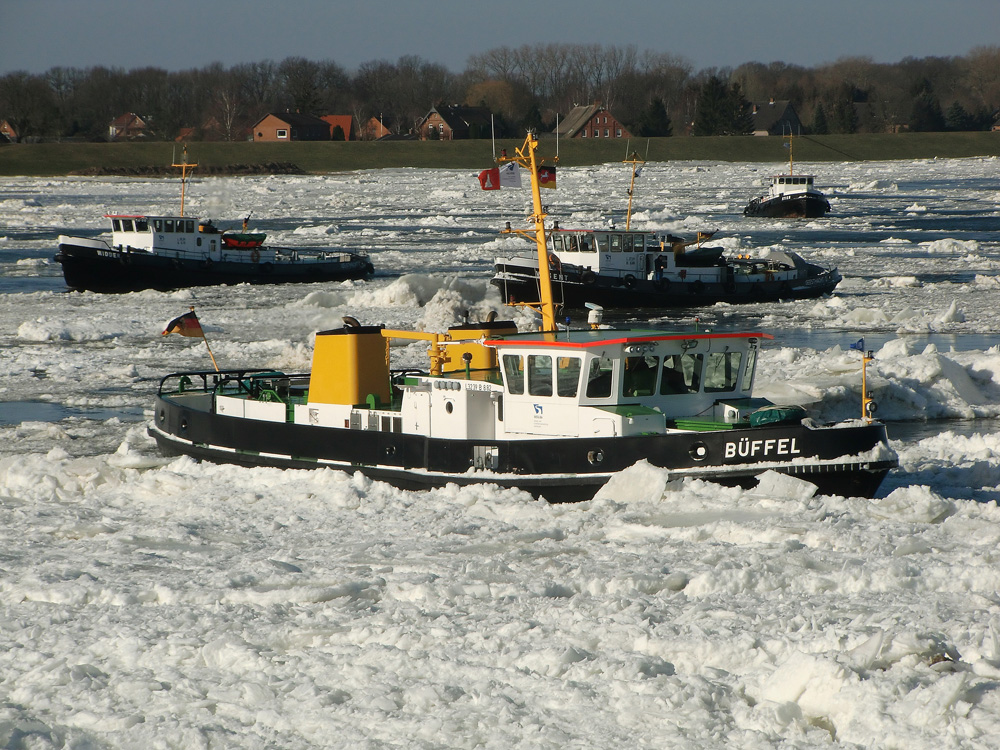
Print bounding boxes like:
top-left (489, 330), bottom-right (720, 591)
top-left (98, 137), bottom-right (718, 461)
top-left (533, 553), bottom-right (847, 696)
top-left (162, 310), bottom-right (203, 338)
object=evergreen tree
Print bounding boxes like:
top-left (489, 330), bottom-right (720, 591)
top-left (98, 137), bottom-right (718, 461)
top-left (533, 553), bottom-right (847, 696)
top-left (829, 97), bottom-right (859, 134)
top-left (728, 82), bottom-right (754, 135)
top-left (692, 76), bottom-right (729, 136)
top-left (331, 124), bottom-right (346, 141)
top-left (636, 97), bottom-right (672, 137)
top-left (811, 102), bottom-right (829, 135)
top-left (693, 76), bottom-right (752, 136)
top-left (944, 101), bottom-right (971, 131)
top-left (909, 91), bottom-right (946, 131)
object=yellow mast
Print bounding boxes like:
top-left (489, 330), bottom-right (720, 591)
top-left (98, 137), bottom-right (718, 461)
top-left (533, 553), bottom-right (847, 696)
top-left (861, 347), bottom-right (875, 423)
top-left (623, 150), bottom-right (644, 232)
top-left (499, 132), bottom-right (558, 332)
top-left (171, 145), bottom-right (197, 217)
top-left (786, 133), bottom-right (794, 176)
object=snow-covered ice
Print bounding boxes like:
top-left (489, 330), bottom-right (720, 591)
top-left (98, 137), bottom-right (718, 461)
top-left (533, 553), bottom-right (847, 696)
top-left (1, 155), bottom-right (999, 747)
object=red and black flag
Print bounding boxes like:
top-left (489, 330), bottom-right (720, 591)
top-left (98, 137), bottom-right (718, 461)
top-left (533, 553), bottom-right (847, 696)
top-left (162, 310), bottom-right (203, 338)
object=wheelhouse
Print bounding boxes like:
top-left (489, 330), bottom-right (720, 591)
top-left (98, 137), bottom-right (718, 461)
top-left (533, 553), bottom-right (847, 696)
top-left (767, 175), bottom-right (821, 197)
top-left (484, 329), bottom-right (771, 437)
top-left (547, 228), bottom-right (660, 276)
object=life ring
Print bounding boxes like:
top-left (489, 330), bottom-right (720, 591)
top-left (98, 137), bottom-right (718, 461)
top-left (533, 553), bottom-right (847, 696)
top-left (623, 274), bottom-right (636, 289)
top-left (581, 270), bottom-right (597, 285)
top-left (548, 254), bottom-right (562, 273)
top-left (250, 248), bottom-right (261, 263)
top-left (691, 280), bottom-right (705, 294)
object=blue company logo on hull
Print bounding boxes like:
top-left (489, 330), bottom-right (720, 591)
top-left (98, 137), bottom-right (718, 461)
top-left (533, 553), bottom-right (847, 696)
top-left (724, 437), bottom-right (801, 460)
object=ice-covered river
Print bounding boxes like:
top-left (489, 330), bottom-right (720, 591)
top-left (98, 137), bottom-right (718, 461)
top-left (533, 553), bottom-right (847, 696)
top-left (1, 155), bottom-right (999, 747)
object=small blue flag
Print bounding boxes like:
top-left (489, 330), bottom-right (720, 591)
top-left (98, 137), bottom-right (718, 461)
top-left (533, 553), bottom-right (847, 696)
top-left (849, 338), bottom-right (864, 351)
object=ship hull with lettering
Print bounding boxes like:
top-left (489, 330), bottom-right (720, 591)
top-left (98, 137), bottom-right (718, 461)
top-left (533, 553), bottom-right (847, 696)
top-left (151, 368), bottom-right (893, 503)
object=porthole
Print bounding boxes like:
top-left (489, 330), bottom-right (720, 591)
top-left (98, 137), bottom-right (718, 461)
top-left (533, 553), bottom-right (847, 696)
top-left (445, 401), bottom-right (454, 414)
top-left (587, 449), bottom-right (604, 465)
top-left (689, 441), bottom-right (708, 461)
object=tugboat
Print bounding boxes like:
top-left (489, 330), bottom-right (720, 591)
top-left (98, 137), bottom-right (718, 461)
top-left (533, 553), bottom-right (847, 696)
top-left (148, 133), bottom-right (896, 502)
top-left (743, 135), bottom-right (831, 218)
top-left (55, 151), bottom-right (374, 293)
top-left (492, 152), bottom-right (840, 309)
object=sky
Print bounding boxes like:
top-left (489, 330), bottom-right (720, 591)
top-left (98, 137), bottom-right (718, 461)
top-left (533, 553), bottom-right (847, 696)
top-left (2, 0), bottom-right (999, 77)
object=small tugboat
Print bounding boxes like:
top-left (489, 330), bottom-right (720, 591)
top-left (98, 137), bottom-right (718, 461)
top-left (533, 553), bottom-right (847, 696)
top-left (492, 152), bottom-right (840, 309)
top-left (55, 152), bottom-right (374, 293)
top-left (743, 135), bottom-right (831, 218)
top-left (148, 133), bottom-right (896, 502)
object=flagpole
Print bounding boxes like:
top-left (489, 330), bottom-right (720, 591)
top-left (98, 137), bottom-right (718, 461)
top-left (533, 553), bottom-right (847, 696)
top-left (202, 331), bottom-right (220, 372)
top-left (187, 305), bottom-right (220, 372)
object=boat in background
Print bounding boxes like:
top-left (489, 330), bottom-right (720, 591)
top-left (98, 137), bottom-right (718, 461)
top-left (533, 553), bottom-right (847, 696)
top-left (55, 150), bottom-right (374, 293)
top-left (148, 133), bottom-right (896, 502)
top-left (492, 151), bottom-right (840, 309)
top-left (743, 135), bottom-right (831, 218)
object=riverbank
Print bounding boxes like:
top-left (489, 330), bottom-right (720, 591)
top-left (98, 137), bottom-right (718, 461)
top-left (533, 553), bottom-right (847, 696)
top-left (1, 132), bottom-right (998, 176)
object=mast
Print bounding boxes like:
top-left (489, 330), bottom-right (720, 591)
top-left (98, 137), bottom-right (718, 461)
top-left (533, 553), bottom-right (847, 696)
top-left (499, 132), bottom-right (558, 331)
top-left (171, 145), bottom-right (197, 217)
top-left (623, 149), bottom-right (644, 232)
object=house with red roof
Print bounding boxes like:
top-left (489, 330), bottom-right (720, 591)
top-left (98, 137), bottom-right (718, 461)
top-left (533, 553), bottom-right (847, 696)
top-left (109, 112), bottom-right (149, 140)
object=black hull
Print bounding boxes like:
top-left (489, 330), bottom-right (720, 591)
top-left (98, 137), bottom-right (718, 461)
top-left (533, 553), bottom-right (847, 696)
top-left (492, 265), bottom-right (841, 309)
top-left (55, 241), bottom-right (374, 293)
top-left (150, 394), bottom-right (895, 502)
top-left (744, 194), bottom-right (831, 218)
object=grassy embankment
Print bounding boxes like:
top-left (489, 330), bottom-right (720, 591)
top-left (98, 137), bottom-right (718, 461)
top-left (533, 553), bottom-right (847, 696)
top-left (0, 132), bottom-right (997, 177)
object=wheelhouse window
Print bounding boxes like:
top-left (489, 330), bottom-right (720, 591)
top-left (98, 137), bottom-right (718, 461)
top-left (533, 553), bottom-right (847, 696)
top-left (556, 356), bottom-right (582, 397)
top-left (527, 355), bottom-right (553, 397)
top-left (120, 219), bottom-right (134, 232)
top-left (704, 351), bottom-right (744, 393)
top-left (595, 234), bottom-right (609, 252)
top-left (185, 220), bottom-right (194, 233)
top-left (112, 219), bottom-right (121, 231)
top-left (610, 234), bottom-right (622, 252)
top-left (623, 355), bottom-right (659, 397)
top-left (502, 354), bottom-right (525, 395)
top-left (164, 219), bottom-right (175, 232)
top-left (741, 347), bottom-right (758, 392)
top-left (585, 356), bottom-right (614, 398)
top-left (136, 218), bottom-right (148, 232)
top-left (153, 219), bottom-right (163, 232)
top-left (660, 353), bottom-right (703, 395)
